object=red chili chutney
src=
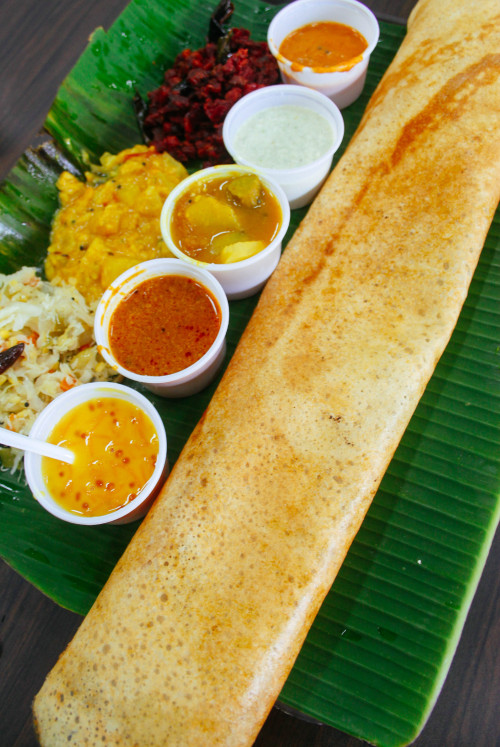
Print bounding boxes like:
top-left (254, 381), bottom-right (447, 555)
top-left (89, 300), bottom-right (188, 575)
top-left (109, 275), bottom-right (221, 376)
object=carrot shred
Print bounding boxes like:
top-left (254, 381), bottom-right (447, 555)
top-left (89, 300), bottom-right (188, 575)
top-left (60, 376), bottom-right (78, 392)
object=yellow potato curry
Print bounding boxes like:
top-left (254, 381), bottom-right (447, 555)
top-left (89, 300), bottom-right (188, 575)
top-left (45, 145), bottom-right (187, 305)
top-left (170, 173), bottom-right (283, 264)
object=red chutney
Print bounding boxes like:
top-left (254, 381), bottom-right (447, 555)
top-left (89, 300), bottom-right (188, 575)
top-left (279, 21), bottom-right (368, 71)
top-left (109, 275), bottom-right (221, 376)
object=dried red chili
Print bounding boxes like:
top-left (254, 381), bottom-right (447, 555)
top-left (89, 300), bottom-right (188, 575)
top-left (0, 343), bottom-right (24, 374)
top-left (141, 27), bottom-right (280, 166)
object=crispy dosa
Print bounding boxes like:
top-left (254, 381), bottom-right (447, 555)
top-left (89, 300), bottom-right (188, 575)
top-left (33, 0), bottom-right (500, 744)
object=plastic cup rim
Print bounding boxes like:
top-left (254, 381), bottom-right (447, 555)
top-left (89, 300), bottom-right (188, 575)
top-left (267, 0), bottom-right (380, 73)
top-left (93, 258), bottom-right (230, 386)
top-left (24, 382), bottom-right (167, 526)
top-left (222, 85), bottom-right (345, 177)
top-left (160, 164), bottom-right (291, 273)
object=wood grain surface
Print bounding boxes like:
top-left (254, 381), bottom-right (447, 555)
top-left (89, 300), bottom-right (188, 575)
top-left (0, 2), bottom-right (498, 746)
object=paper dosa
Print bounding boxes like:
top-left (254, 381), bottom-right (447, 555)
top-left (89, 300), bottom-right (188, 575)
top-left (33, 0), bottom-right (500, 744)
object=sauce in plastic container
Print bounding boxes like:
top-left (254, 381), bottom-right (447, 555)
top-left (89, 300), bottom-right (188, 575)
top-left (43, 396), bottom-right (159, 517)
top-left (279, 20), bottom-right (368, 72)
top-left (232, 104), bottom-right (335, 169)
top-left (169, 173), bottom-right (282, 264)
top-left (108, 274), bottom-right (222, 376)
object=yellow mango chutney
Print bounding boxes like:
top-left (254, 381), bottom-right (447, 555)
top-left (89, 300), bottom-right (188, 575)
top-left (42, 396), bottom-right (159, 517)
top-left (45, 145), bottom-right (187, 305)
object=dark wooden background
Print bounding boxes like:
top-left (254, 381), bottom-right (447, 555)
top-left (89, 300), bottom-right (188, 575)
top-left (0, 1), bottom-right (499, 745)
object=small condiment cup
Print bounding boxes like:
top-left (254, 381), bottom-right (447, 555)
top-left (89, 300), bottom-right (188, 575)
top-left (24, 382), bottom-right (168, 526)
top-left (267, 0), bottom-right (380, 109)
top-left (94, 258), bottom-right (229, 398)
top-left (160, 164), bottom-right (290, 299)
top-left (222, 85), bottom-right (344, 209)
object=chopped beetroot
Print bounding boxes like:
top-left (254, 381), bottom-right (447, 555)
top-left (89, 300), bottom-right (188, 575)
top-left (142, 28), bottom-right (280, 165)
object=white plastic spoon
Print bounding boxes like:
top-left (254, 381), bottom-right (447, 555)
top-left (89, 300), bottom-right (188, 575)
top-left (0, 427), bottom-right (75, 464)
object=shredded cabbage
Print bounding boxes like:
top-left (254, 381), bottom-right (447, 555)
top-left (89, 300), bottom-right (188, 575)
top-left (0, 267), bottom-right (119, 470)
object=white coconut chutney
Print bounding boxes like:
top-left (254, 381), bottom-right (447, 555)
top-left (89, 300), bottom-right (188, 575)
top-left (232, 104), bottom-right (335, 170)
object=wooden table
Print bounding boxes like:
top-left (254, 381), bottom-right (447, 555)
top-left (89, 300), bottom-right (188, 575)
top-left (0, 1), bottom-right (498, 745)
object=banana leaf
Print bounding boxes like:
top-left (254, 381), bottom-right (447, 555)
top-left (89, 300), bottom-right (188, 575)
top-left (0, 2), bottom-right (499, 746)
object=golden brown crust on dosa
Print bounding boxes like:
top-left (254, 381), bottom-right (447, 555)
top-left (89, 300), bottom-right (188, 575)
top-left (33, 1), bottom-right (500, 744)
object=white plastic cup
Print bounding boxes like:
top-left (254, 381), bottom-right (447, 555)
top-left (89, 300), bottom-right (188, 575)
top-left (94, 258), bottom-right (229, 398)
top-left (223, 85), bottom-right (344, 209)
top-left (24, 382), bottom-right (168, 526)
top-left (267, 0), bottom-right (380, 109)
top-left (160, 165), bottom-right (290, 299)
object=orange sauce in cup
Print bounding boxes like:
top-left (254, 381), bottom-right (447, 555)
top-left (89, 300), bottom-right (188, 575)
top-left (43, 397), bottom-right (159, 517)
top-left (279, 21), bottom-right (368, 72)
top-left (169, 173), bottom-right (282, 264)
top-left (109, 275), bottom-right (221, 376)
